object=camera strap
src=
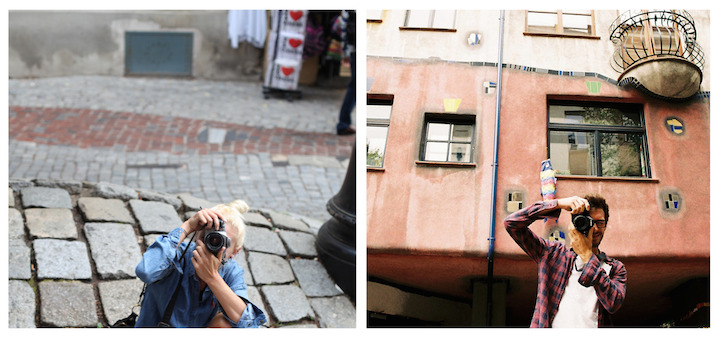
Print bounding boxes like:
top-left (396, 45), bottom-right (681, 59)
top-left (158, 231), bottom-right (196, 327)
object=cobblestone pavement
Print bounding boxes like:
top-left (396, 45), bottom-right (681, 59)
top-left (8, 180), bottom-right (355, 328)
top-left (8, 76), bottom-right (356, 222)
top-left (7, 76), bottom-right (357, 328)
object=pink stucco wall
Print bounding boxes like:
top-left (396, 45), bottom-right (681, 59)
top-left (367, 57), bottom-right (710, 260)
top-left (366, 58), bottom-right (710, 323)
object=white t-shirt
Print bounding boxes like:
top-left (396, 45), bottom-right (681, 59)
top-left (551, 256), bottom-right (611, 328)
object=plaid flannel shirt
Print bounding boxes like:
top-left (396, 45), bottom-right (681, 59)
top-left (504, 200), bottom-right (627, 327)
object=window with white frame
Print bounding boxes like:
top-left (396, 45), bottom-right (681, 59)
top-left (367, 9), bottom-right (383, 22)
top-left (420, 114), bottom-right (475, 163)
top-left (525, 10), bottom-right (596, 37)
top-left (402, 10), bottom-right (456, 30)
top-left (367, 95), bottom-right (393, 168)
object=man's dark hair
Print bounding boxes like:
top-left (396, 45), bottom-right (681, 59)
top-left (584, 194), bottom-right (609, 222)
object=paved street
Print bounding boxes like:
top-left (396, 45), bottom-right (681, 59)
top-left (7, 75), bottom-right (357, 328)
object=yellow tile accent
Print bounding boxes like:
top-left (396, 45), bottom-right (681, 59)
top-left (444, 98), bottom-right (461, 112)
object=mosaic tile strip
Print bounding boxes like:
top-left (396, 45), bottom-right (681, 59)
top-left (369, 55), bottom-right (710, 99)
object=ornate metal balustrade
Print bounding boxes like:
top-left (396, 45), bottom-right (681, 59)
top-left (609, 10), bottom-right (704, 100)
top-left (610, 10), bottom-right (704, 73)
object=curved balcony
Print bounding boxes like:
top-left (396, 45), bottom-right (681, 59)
top-left (609, 10), bottom-right (704, 101)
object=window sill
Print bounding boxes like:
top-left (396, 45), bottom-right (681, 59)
top-left (415, 161), bottom-right (476, 168)
top-left (556, 175), bottom-right (659, 183)
top-left (367, 167), bottom-right (385, 172)
top-left (399, 27), bottom-right (457, 33)
top-left (523, 32), bottom-right (600, 40)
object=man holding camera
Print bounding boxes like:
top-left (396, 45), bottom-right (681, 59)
top-left (135, 202), bottom-right (266, 328)
top-left (505, 195), bottom-right (626, 327)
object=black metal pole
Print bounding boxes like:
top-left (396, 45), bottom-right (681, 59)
top-left (316, 143), bottom-right (356, 300)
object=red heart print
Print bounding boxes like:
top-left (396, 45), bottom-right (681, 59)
top-left (281, 66), bottom-right (295, 77)
top-left (288, 38), bottom-right (302, 49)
top-left (289, 11), bottom-right (303, 21)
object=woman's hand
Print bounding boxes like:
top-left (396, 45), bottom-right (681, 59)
top-left (179, 208), bottom-right (226, 244)
top-left (191, 240), bottom-right (225, 283)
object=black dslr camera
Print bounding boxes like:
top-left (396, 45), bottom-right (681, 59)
top-left (204, 218), bottom-right (231, 256)
top-left (572, 211), bottom-right (594, 236)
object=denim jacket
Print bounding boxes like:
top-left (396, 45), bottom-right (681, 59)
top-left (135, 227), bottom-right (267, 328)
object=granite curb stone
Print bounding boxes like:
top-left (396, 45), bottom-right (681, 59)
top-left (78, 197), bottom-right (134, 223)
top-left (265, 210), bottom-right (312, 233)
top-left (21, 186), bottom-right (72, 209)
top-left (233, 252), bottom-right (254, 285)
top-left (34, 179), bottom-right (83, 194)
top-left (279, 230), bottom-right (318, 258)
top-left (244, 226), bottom-right (287, 256)
top-left (262, 284), bottom-right (315, 323)
top-left (309, 296), bottom-right (356, 328)
top-left (39, 281), bottom-right (98, 327)
top-left (98, 278), bottom-right (145, 325)
top-left (84, 222), bottom-right (143, 279)
top-left (244, 211), bottom-right (273, 228)
top-left (290, 259), bottom-right (343, 297)
top-left (247, 252), bottom-right (295, 285)
top-left (8, 280), bottom-right (36, 328)
top-left (136, 188), bottom-right (182, 210)
top-left (95, 182), bottom-right (139, 200)
top-left (34, 238), bottom-right (93, 280)
top-left (130, 199), bottom-right (183, 234)
top-left (8, 208), bottom-right (24, 240)
top-left (25, 208), bottom-right (78, 239)
top-left (9, 188), bottom-right (15, 207)
top-left (9, 240), bottom-right (32, 279)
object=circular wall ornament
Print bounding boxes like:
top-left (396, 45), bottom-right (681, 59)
top-left (665, 117), bottom-right (685, 135)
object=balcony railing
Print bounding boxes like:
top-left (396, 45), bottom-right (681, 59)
top-left (609, 10), bottom-right (704, 74)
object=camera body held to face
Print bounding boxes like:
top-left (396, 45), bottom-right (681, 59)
top-left (572, 211), bottom-right (594, 237)
top-left (204, 218), bottom-right (231, 256)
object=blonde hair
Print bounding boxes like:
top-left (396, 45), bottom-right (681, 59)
top-left (210, 199), bottom-right (249, 255)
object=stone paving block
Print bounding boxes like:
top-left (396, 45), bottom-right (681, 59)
top-left (34, 179), bottom-right (83, 194)
top-left (98, 278), bottom-right (145, 325)
top-left (39, 281), bottom-right (98, 327)
top-left (232, 251), bottom-right (254, 285)
top-left (137, 188), bottom-right (182, 210)
top-left (246, 286), bottom-right (267, 322)
top-left (9, 178), bottom-right (34, 191)
top-left (178, 193), bottom-right (215, 211)
top-left (21, 186), bottom-right (72, 209)
top-left (300, 216), bottom-right (323, 235)
top-left (8, 280), bottom-right (36, 328)
top-left (129, 199), bottom-right (182, 234)
top-left (9, 188), bottom-right (15, 207)
top-left (25, 208), bottom-right (78, 239)
top-left (261, 284), bottom-right (314, 323)
top-left (244, 226), bottom-right (287, 256)
top-left (279, 230), bottom-right (317, 258)
top-left (287, 155), bottom-right (343, 168)
top-left (95, 181), bottom-right (138, 200)
top-left (78, 197), bottom-right (134, 224)
top-left (84, 222), bottom-right (142, 279)
top-left (289, 259), bottom-right (343, 297)
top-left (9, 240), bottom-right (32, 279)
top-left (244, 211), bottom-right (272, 229)
top-left (309, 296), bottom-right (356, 328)
top-left (247, 252), bottom-right (294, 285)
top-left (34, 239), bottom-right (92, 280)
top-left (266, 210), bottom-right (311, 233)
top-left (8, 208), bottom-right (24, 240)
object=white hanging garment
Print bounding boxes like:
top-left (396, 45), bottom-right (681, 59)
top-left (228, 10), bottom-right (267, 49)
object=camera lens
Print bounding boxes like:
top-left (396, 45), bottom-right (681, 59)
top-left (572, 214), bottom-right (593, 236)
top-left (207, 234), bottom-right (222, 247)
